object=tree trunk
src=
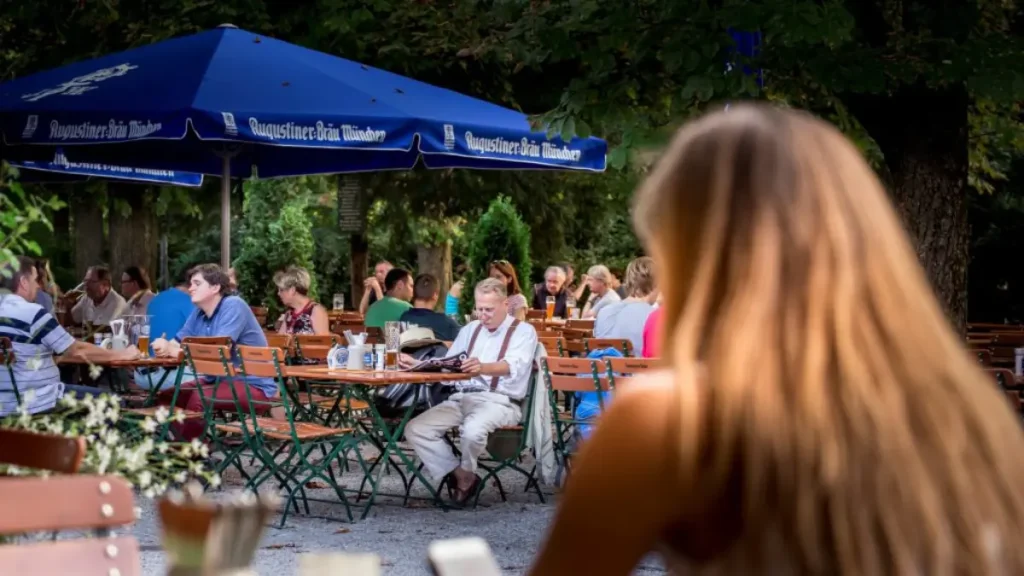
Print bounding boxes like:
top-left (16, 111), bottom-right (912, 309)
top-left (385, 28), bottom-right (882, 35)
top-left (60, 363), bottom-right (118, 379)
top-left (107, 184), bottom-right (157, 286)
top-left (418, 241), bottom-right (453, 310)
top-left (844, 82), bottom-right (969, 333)
top-left (70, 189), bottom-right (105, 281)
top-left (350, 232), bottom-right (368, 308)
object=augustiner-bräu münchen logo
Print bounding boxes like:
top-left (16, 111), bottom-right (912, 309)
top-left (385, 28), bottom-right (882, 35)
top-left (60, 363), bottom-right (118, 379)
top-left (21, 63), bottom-right (139, 102)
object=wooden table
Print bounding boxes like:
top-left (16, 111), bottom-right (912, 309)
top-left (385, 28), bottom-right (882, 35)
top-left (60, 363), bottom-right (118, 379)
top-left (56, 354), bottom-right (186, 407)
top-left (282, 366), bottom-right (472, 517)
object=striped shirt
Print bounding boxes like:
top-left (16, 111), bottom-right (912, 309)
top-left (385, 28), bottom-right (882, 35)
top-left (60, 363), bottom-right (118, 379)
top-left (0, 293), bottom-right (75, 415)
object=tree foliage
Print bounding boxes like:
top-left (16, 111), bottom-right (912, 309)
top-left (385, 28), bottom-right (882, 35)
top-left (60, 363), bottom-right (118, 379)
top-left (234, 177), bottom-right (324, 318)
top-left (0, 165), bottom-right (64, 276)
top-left (460, 197), bottom-right (532, 315)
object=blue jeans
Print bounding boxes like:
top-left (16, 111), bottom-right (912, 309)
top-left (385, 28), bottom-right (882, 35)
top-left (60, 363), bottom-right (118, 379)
top-left (63, 384), bottom-right (104, 399)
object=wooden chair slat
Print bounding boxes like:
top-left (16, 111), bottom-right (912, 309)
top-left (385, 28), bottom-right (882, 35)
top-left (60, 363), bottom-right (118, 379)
top-left (238, 346), bottom-right (287, 378)
top-left (0, 475), bottom-right (135, 534)
top-left (181, 336), bottom-right (231, 346)
top-left (295, 335), bottom-right (338, 347)
top-left (548, 374), bottom-right (610, 392)
top-left (0, 429), bottom-right (84, 473)
top-left (265, 334), bottom-right (293, 351)
top-left (0, 535), bottom-right (140, 576)
top-left (607, 357), bottom-right (657, 373)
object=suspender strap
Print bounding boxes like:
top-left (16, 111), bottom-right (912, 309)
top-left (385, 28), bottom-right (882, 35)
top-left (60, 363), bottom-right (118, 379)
top-left (491, 319), bottom-right (520, 390)
top-left (465, 319), bottom-right (521, 391)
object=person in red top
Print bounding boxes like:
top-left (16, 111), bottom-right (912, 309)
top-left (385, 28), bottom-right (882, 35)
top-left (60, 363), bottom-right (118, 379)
top-left (274, 266), bottom-right (330, 335)
top-left (641, 305), bottom-right (663, 358)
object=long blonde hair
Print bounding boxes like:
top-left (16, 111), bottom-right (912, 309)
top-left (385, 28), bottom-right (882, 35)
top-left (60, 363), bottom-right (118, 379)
top-left (634, 104), bottom-right (1024, 574)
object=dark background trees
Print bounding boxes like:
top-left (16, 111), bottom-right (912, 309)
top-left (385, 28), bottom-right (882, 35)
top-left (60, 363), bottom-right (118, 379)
top-left (5, 0), bottom-right (1024, 327)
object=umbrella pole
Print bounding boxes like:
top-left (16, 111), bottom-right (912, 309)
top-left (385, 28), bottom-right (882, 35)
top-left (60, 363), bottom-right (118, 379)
top-left (221, 156), bottom-right (231, 269)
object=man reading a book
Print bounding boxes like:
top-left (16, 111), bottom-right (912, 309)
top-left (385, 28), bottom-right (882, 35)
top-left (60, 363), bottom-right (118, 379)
top-left (402, 278), bottom-right (538, 505)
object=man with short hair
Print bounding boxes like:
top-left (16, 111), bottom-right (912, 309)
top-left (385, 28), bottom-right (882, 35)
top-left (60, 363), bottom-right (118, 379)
top-left (531, 266), bottom-right (569, 318)
top-left (121, 265), bottom-right (155, 317)
top-left (364, 268), bottom-right (414, 328)
top-left (0, 256), bottom-right (139, 416)
top-left (359, 260), bottom-right (394, 315)
top-left (403, 278), bottom-right (539, 504)
top-left (71, 265), bottom-right (127, 325)
top-left (400, 274), bottom-right (461, 341)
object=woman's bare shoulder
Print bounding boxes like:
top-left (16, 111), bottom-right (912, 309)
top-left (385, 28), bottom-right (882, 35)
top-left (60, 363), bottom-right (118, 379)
top-left (600, 369), bottom-right (689, 438)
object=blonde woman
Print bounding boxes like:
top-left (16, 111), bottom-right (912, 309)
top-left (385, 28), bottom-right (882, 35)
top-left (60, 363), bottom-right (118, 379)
top-left (530, 104), bottom-right (1024, 574)
top-left (274, 266), bottom-right (330, 335)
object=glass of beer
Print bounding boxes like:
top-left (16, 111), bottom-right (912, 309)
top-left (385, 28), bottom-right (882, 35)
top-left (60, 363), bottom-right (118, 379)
top-left (545, 296), bottom-right (556, 320)
top-left (138, 335), bottom-right (150, 358)
top-left (565, 296), bottom-right (577, 321)
top-left (384, 321), bottom-right (401, 371)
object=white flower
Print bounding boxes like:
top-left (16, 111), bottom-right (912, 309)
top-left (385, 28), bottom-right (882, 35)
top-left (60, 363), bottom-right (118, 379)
top-left (188, 439), bottom-right (208, 458)
top-left (142, 488), bottom-right (156, 499)
top-left (208, 474), bottom-right (222, 489)
top-left (157, 442), bottom-right (169, 454)
top-left (102, 429), bottom-right (120, 446)
top-left (87, 364), bottom-right (103, 380)
top-left (26, 356), bottom-right (43, 371)
top-left (174, 471), bottom-right (188, 484)
top-left (153, 406), bottom-right (170, 424)
top-left (188, 461), bottom-right (205, 475)
top-left (61, 394), bottom-right (78, 409)
top-left (171, 410), bottom-right (187, 424)
top-left (94, 445), bottom-right (113, 475)
top-left (137, 470), bottom-right (153, 489)
top-left (140, 418), bottom-right (157, 434)
top-left (162, 460), bottom-right (172, 470)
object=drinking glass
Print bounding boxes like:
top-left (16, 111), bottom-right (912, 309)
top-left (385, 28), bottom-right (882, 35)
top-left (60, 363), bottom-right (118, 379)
top-left (545, 296), bottom-right (556, 320)
top-left (384, 321), bottom-right (401, 371)
top-left (332, 293), bottom-right (345, 311)
top-left (565, 296), bottom-right (577, 321)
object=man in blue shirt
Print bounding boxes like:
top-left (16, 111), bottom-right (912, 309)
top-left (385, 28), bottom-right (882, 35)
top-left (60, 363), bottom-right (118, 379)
top-left (150, 263), bottom-right (274, 440)
top-left (133, 265), bottom-right (198, 392)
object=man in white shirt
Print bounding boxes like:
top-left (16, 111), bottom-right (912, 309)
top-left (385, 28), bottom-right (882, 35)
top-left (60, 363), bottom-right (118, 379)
top-left (402, 278), bottom-right (538, 504)
top-left (71, 265), bottom-right (127, 325)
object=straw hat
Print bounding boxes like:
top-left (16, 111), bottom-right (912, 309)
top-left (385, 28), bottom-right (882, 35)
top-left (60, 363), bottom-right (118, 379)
top-left (399, 326), bottom-right (443, 350)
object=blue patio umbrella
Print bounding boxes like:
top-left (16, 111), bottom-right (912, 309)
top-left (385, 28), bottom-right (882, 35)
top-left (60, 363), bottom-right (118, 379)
top-left (0, 25), bottom-right (607, 266)
top-left (9, 149), bottom-right (203, 187)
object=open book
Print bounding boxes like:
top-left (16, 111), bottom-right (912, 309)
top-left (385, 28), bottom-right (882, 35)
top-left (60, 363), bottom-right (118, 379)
top-left (402, 352), bottom-right (468, 373)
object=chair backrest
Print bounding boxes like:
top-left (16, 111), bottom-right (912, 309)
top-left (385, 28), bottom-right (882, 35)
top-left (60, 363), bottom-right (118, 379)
top-left (606, 357), bottom-right (658, 388)
top-left (526, 309), bottom-right (547, 320)
top-left (535, 330), bottom-right (562, 339)
top-left (0, 474), bottom-right (135, 534)
top-left (0, 429), bottom-right (85, 473)
top-left (585, 338), bottom-right (632, 357)
top-left (294, 334), bottom-right (338, 363)
top-left (0, 474), bottom-right (141, 575)
top-left (541, 357), bottom-right (609, 393)
top-left (333, 325), bottom-right (366, 344)
top-left (183, 343), bottom-right (233, 378)
top-left (0, 535), bottom-right (140, 576)
top-left (237, 346), bottom-right (288, 379)
top-left (182, 336), bottom-right (232, 346)
top-left (986, 368), bottom-right (1018, 389)
top-left (538, 337), bottom-right (565, 358)
top-left (265, 333), bottom-right (293, 353)
top-left (567, 319), bottom-right (595, 331)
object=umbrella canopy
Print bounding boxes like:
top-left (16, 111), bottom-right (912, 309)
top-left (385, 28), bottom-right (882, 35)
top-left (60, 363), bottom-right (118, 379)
top-left (9, 149), bottom-right (203, 187)
top-left (0, 25), bottom-right (607, 267)
top-left (0, 25), bottom-right (606, 177)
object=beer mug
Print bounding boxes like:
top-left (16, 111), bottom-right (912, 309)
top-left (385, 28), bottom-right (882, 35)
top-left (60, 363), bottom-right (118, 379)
top-left (384, 321), bottom-right (401, 371)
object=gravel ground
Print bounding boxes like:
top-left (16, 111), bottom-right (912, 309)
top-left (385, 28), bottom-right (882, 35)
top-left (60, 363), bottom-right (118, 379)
top-left (130, 449), bottom-right (668, 575)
